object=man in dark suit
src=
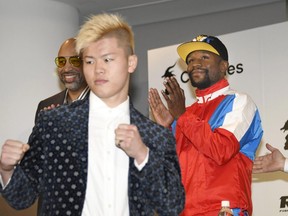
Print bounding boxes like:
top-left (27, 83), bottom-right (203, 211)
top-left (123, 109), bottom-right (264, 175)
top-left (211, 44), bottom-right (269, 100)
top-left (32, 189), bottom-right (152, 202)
top-left (0, 13), bottom-right (185, 215)
top-left (35, 38), bottom-right (89, 122)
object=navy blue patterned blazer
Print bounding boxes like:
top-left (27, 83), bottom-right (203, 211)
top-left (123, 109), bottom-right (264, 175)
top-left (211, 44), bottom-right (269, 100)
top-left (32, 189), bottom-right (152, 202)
top-left (34, 90), bottom-right (66, 123)
top-left (1, 96), bottom-right (185, 215)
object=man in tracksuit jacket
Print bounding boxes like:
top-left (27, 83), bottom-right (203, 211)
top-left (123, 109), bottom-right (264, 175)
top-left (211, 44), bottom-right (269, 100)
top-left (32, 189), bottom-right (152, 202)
top-left (149, 34), bottom-right (263, 216)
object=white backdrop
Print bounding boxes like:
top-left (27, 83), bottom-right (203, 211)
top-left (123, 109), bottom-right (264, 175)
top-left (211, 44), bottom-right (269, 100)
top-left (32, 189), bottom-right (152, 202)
top-left (0, 0), bottom-right (79, 145)
top-left (148, 21), bottom-right (288, 215)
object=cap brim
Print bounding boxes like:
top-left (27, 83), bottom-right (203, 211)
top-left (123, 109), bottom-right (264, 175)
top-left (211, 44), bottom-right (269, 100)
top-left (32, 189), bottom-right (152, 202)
top-left (177, 41), bottom-right (220, 62)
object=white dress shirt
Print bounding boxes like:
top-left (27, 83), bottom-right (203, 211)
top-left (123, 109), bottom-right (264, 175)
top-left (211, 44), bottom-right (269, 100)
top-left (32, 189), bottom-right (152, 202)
top-left (81, 92), bottom-right (130, 216)
top-left (284, 158), bottom-right (288, 173)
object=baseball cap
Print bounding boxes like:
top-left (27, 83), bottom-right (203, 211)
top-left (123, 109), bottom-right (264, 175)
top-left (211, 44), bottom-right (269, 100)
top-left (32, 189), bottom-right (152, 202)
top-left (177, 35), bottom-right (228, 63)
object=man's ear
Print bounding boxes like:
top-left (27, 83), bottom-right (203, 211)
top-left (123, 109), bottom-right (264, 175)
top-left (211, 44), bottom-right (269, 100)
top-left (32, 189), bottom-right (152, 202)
top-left (128, 54), bottom-right (138, 74)
top-left (220, 60), bottom-right (229, 75)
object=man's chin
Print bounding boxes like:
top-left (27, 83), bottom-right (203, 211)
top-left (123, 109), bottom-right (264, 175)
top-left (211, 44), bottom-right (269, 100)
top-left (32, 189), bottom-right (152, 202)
top-left (191, 81), bottom-right (210, 89)
top-left (65, 83), bottom-right (79, 90)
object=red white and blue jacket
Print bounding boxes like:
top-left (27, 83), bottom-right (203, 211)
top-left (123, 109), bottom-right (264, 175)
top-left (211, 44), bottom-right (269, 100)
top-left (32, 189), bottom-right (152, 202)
top-left (174, 79), bottom-right (263, 216)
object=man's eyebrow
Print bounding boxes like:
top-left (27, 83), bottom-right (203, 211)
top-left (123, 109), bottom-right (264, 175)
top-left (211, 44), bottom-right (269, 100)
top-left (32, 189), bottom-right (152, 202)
top-left (83, 55), bottom-right (94, 58)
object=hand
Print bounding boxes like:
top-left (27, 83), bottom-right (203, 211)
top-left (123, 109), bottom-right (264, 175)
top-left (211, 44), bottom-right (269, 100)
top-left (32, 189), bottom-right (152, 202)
top-left (253, 143), bottom-right (286, 173)
top-left (43, 104), bottom-right (60, 111)
top-left (149, 88), bottom-right (174, 128)
top-left (115, 124), bottom-right (148, 165)
top-left (161, 77), bottom-right (186, 119)
top-left (0, 139), bottom-right (30, 184)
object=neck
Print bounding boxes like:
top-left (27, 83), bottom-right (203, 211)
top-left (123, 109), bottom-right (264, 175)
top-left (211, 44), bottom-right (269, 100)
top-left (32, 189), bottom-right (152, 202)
top-left (196, 79), bottom-right (228, 97)
top-left (67, 85), bottom-right (88, 102)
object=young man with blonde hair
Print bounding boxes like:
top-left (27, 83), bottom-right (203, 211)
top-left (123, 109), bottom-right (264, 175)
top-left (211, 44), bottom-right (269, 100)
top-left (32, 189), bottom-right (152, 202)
top-left (0, 13), bottom-right (184, 216)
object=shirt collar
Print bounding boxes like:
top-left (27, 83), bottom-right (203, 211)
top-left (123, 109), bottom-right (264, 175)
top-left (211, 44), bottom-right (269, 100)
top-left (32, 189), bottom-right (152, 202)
top-left (89, 92), bottom-right (130, 115)
top-left (196, 79), bottom-right (230, 103)
top-left (63, 85), bottom-right (90, 104)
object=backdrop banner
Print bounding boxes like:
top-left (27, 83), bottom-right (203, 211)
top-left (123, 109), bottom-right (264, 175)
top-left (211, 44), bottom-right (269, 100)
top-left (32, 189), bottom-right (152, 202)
top-left (148, 21), bottom-right (288, 216)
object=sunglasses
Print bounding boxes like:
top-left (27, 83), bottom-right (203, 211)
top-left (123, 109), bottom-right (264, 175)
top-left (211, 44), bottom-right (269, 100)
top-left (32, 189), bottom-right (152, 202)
top-left (55, 56), bottom-right (82, 68)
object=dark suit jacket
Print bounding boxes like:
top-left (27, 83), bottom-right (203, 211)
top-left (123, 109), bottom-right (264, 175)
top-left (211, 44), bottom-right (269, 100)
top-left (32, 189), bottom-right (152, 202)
top-left (34, 90), bottom-right (67, 123)
top-left (34, 89), bottom-right (67, 215)
top-left (1, 97), bottom-right (185, 215)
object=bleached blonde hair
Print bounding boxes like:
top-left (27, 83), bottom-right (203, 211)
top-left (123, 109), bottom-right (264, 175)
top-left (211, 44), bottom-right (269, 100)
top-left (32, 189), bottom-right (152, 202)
top-left (75, 13), bottom-right (135, 56)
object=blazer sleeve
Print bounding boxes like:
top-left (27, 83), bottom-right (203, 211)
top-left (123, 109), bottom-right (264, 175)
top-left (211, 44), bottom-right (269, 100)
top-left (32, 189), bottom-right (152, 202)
top-left (130, 110), bottom-right (185, 215)
top-left (0, 116), bottom-right (45, 209)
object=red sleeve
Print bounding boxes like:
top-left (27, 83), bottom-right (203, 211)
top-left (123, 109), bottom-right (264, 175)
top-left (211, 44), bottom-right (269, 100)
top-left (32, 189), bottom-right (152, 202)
top-left (176, 112), bottom-right (240, 165)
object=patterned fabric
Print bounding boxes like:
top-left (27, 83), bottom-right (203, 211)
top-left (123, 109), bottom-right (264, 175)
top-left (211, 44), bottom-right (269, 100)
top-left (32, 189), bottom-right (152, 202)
top-left (34, 90), bottom-right (67, 122)
top-left (34, 87), bottom-right (90, 123)
top-left (0, 97), bottom-right (185, 216)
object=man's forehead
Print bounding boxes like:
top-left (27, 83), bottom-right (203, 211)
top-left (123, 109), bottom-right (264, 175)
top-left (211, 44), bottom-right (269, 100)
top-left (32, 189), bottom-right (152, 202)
top-left (187, 50), bottom-right (220, 57)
